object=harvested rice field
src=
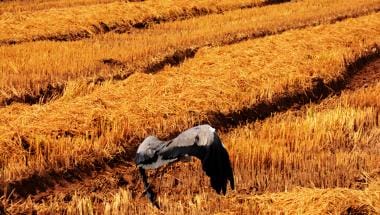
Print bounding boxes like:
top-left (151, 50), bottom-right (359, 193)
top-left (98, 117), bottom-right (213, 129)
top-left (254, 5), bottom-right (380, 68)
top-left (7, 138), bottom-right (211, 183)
top-left (0, 0), bottom-right (379, 214)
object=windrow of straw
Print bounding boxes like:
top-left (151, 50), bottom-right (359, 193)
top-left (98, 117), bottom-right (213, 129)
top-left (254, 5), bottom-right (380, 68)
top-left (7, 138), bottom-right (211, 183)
top-left (0, 0), bottom-right (119, 15)
top-left (0, 0), bottom-right (271, 44)
top-left (1, 0), bottom-right (379, 105)
top-left (0, 13), bottom-right (379, 186)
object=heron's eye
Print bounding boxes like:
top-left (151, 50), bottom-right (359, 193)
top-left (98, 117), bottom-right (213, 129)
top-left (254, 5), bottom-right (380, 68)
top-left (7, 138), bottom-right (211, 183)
top-left (194, 135), bottom-right (199, 145)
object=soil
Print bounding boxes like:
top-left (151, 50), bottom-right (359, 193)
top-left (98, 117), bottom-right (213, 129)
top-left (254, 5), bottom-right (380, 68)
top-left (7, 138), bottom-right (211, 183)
top-left (346, 58), bottom-right (380, 90)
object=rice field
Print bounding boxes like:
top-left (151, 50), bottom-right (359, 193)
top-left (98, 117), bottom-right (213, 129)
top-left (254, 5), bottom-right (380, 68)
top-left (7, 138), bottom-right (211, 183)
top-left (0, 0), bottom-right (119, 14)
top-left (1, 0), bottom-right (379, 105)
top-left (0, 0), bottom-right (269, 44)
top-left (0, 0), bottom-right (379, 214)
top-left (5, 61), bottom-right (380, 214)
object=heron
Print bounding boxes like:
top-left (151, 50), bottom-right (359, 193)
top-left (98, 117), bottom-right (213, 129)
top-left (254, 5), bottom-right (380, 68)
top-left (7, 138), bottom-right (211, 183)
top-left (135, 124), bottom-right (234, 208)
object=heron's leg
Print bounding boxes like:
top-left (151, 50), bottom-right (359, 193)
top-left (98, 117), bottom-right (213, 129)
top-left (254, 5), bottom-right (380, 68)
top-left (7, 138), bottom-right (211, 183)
top-left (139, 167), bottom-right (160, 209)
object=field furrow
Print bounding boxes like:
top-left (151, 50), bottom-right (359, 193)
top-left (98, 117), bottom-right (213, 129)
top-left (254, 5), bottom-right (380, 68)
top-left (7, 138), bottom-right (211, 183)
top-left (0, 13), bottom-right (379, 201)
top-left (1, 0), bottom-right (379, 106)
top-left (5, 56), bottom-right (380, 215)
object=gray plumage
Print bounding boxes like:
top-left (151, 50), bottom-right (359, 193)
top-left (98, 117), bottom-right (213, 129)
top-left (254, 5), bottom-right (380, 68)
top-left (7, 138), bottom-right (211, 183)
top-left (135, 124), bottom-right (234, 208)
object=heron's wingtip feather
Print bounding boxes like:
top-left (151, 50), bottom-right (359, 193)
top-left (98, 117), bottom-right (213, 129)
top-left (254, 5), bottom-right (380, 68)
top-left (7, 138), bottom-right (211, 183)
top-left (202, 133), bottom-right (234, 195)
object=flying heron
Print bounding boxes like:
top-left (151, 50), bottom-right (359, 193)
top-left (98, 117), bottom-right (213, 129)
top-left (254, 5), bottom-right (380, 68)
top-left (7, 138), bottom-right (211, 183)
top-left (135, 124), bottom-right (234, 208)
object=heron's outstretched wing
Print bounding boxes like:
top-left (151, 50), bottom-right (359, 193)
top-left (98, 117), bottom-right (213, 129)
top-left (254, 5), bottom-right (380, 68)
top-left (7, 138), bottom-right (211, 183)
top-left (201, 132), bottom-right (234, 195)
top-left (159, 126), bottom-right (234, 194)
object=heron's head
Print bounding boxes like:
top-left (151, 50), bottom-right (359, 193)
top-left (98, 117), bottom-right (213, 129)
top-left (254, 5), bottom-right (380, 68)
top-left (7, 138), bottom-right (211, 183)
top-left (142, 135), bottom-right (160, 143)
top-left (136, 135), bottom-right (161, 155)
top-left (135, 136), bottom-right (162, 165)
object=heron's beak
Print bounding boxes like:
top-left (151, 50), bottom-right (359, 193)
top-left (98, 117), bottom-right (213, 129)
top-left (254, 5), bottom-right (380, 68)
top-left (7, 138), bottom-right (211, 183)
top-left (135, 153), bottom-right (145, 165)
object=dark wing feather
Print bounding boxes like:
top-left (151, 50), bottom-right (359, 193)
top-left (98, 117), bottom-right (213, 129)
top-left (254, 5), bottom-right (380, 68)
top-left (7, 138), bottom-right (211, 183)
top-left (160, 144), bottom-right (207, 160)
top-left (201, 133), bottom-right (234, 194)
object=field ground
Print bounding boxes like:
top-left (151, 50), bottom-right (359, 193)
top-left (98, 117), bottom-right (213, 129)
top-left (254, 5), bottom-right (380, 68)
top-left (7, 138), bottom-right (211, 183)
top-left (5, 58), bottom-right (380, 214)
top-left (1, 0), bottom-right (379, 106)
top-left (0, 0), bottom-right (379, 214)
top-left (0, 0), bottom-right (269, 44)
